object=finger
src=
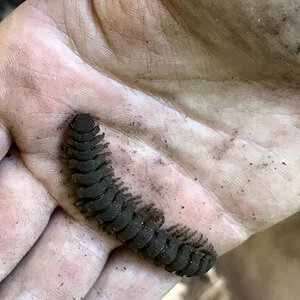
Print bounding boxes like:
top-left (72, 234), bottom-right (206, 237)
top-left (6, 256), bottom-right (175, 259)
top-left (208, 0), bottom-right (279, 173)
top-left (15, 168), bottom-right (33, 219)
top-left (0, 151), bottom-right (56, 282)
top-left (85, 247), bottom-right (179, 300)
top-left (0, 210), bottom-right (114, 300)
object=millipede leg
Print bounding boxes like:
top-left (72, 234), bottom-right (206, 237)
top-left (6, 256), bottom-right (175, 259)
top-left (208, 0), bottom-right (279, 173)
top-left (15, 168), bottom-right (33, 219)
top-left (66, 113), bottom-right (217, 277)
top-left (138, 204), bottom-right (165, 226)
top-left (182, 230), bottom-right (197, 243)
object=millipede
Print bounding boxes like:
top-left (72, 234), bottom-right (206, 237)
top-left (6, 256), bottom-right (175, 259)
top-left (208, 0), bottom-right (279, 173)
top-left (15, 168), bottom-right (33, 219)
top-left (65, 113), bottom-right (217, 277)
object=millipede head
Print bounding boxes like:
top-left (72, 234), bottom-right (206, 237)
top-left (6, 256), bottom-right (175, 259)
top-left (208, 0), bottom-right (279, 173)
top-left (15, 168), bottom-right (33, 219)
top-left (71, 114), bottom-right (95, 133)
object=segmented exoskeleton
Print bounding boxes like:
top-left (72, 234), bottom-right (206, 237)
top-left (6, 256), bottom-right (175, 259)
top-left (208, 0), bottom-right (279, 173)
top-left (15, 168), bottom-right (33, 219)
top-left (66, 114), bottom-right (217, 277)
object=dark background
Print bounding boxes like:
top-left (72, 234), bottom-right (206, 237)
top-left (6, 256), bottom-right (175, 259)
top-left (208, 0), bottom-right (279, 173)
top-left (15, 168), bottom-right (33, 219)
top-left (0, 0), bottom-right (24, 21)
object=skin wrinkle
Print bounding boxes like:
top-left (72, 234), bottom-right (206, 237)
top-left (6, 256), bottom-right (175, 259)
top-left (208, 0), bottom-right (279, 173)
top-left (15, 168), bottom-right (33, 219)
top-left (59, 0), bottom-right (298, 147)
top-left (91, 1), bottom-right (117, 58)
top-left (3, 50), bottom-right (74, 120)
top-left (160, 1), bottom-right (221, 66)
top-left (88, 82), bottom-right (296, 234)
top-left (2, 19), bottom-right (296, 239)
top-left (0, 155), bottom-right (56, 282)
top-left (93, 0), bottom-right (299, 83)
top-left (69, 225), bottom-right (116, 258)
top-left (62, 3), bottom-right (100, 73)
top-left (0, 1), bottom-right (298, 297)
top-left (99, 126), bottom-right (251, 253)
top-left (102, 104), bottom-right (255, 235)
top-left (61, 0), bottom-right (296, 99)
top-left (85, 247), bottom-right (178, 300)
top-left (162, 1), bottom-right (300, 77)
top-left (162, 81), bottom-right (300, 146)
top-left (106, 114), bottom-right (253, 238)
top-left (83, 1), bottom-right (191, 81)
top-left (0, 209), bottom-right (108, 298)
top-left (60, 34), bottom-right (129, 100)
top-left (112, 89), bottom-right (262, 169)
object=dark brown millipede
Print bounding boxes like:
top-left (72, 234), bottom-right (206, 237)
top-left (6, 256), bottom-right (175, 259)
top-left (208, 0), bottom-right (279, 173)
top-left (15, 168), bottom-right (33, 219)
top-left (65, 113), bottom-right (217, 277)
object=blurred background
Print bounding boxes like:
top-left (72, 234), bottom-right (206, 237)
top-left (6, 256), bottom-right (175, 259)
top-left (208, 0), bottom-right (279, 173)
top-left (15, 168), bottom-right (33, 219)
top-left (1, 2), bottom-right (299, 300)
top-left (163, 211), bottom-right (300, 300)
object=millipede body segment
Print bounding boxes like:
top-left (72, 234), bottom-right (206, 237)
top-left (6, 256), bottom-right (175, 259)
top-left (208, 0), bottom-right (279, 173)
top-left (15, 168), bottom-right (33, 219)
top-left (66, 113), bottom-right (217, 277)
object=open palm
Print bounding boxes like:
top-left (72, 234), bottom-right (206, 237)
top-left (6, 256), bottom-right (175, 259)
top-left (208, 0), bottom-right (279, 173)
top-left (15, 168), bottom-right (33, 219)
top-left (0, 0), bottom-right (299, 299)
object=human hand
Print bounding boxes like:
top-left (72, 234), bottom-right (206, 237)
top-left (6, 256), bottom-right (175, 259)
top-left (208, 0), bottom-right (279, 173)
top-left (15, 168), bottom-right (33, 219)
top-left (0, 0), bottom-right (299, 299)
